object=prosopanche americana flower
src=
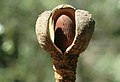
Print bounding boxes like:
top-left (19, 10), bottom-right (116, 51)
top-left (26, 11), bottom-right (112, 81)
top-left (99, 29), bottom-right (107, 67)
top-left (36, 4), bottom-right (95, 55)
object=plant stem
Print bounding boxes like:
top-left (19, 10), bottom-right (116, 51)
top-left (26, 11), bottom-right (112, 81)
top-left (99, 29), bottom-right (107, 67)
top-left (51, 53), bottom-right (79, 82)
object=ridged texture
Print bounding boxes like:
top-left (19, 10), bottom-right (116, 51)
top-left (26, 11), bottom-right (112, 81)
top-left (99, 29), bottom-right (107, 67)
top-left (52, 53), bottom-right (79, 82)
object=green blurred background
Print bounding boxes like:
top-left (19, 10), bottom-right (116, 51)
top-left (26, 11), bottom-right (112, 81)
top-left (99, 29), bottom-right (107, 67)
top-left (0, 0), bottom-right (120, 82)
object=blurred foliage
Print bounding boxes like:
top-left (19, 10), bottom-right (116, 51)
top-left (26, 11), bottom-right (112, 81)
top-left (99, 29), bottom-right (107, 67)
top-left (0, 0), bottom-right (120, 82)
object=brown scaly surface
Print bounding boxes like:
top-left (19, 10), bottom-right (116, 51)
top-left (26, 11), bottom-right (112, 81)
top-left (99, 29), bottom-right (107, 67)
top-left (52, 53), bottom-right (79, 82)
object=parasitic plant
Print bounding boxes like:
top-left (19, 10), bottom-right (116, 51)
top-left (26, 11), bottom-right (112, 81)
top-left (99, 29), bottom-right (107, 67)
top-left (35, 4), bottom-right (95, 82)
